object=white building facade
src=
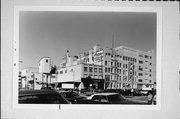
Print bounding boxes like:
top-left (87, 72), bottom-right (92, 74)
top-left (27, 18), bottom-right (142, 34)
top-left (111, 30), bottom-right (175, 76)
top-left (21, 67), bottom-right (38, 89)
top-left (57, 44), bottom-right (155, 90)
top-left (38, 57), bottom-right (51, 74)
top-left (20, 57), bottom-right (56, 89)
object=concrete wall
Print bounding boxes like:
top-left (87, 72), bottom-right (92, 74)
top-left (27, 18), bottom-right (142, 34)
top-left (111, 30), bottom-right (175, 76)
top-left (38, 57), bottom-right (51, 73)
top-left (57, 64), bottom-right (82, 83)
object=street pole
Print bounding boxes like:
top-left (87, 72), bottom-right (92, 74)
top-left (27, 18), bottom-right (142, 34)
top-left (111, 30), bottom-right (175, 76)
top-left (73, 70), bottom-right (75, 91)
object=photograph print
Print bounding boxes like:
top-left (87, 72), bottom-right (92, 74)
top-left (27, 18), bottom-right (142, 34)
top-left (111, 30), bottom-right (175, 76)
top-left (18, 10), bottom-right (157, 105)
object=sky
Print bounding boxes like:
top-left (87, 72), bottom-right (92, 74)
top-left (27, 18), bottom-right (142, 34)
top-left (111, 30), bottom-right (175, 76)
top-left (19, 11), bottom-right (156, 70)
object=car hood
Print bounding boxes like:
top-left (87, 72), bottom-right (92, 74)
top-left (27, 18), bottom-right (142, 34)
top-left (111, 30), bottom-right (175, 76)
top-left (110, 99), bottom-right (147, 104)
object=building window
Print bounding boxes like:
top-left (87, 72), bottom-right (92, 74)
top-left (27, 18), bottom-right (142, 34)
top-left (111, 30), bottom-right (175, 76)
top-left (46, 59), bottom-right (48, 63)
top-left (119, 69), bottom-right (121, 74)
top-left (105, 75), bottom-right (110, 81)
top-left (105, 67), bottom-right (107, 73)
top-left (117, 62), bottom-right (119, 67)
top-left (105, 53), bottom-right (108, 58)
top-left (149, 80), bottom-right (152, 83)
top-left (149, 74), bottom-right (152, 77)
top-left (84, 67), bottom-right (88, 72)
top-left (149, 69), bottom-right (152, 72)
top-left (105, 61), bottom-right (108, 66)
top-left (108, 68), bottom-right (111, 73)
top-left (123, 70), bottom-right (126, 75)
top-left (117, 69), bottom-right (119, 73)
top-left (138, 73), bottom-right (143, 76)
top-left (150, 56), bottom-right (152, 59)
top-left (149, 62), bottom-right (152, 65)
top-left (139, 66), bottom-right (143, 71)
top-left (89, 67), bottom-right (93, 72)
top-left (145, 55), bottom-right (149, 58)
top-left (99, 68), bottom-right (102, 73)
top-left (120, 63), bottom-right (122, 67)
top-left (60, 71), bottom-right (63, 74)
top-left (139, 60), bottom-right (143, 64)
top-left (138, 79), bottom-right (143, 82)
top-left (111, 62), bottom-right (113, 66)
top-left (94, 68), bottom-right (97, 72)
top-left (65, 70), bottom-right (67, 73)
top-left (123, 64), bottom-right (125, 68)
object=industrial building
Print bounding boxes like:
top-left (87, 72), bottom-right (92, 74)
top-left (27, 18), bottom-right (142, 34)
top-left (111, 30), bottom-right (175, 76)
top-left (56, 44), bottom-right (155, 90)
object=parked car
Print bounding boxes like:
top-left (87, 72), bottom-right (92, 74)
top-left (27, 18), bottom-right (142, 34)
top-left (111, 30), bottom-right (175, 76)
top-left (19, 90), bottom-right (70, 104)
top-left (139, 90), bottom-right (149, 96)
top-left (58, 91), bottom-right (109, 104)
top-left (58, 91), bottom-right (87, 104)
top-left (86, 93), bottom-right (146, 104)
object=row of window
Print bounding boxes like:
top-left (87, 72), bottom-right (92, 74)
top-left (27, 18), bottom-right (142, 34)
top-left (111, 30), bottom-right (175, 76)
top-left (139, 66), bottom-right (152, 72)
top-left (84, 67), bottom-right (102, 73)
top-left (122, 56), bottom-right (137, 62)
top-left (104, 67), bottom-right (129, 75)
top-left (104, 61), bottom-right (130, 68)
top-left (105, 53), bottom-right (122, 59)
top-left (138, 79), bottom-right (152, 83)
top-left (139, 60), bottom-right (152, 65)
top-left (104, 75), bottom-right (137, 82)
top-left (139, 54), bottom-right (152, 59)
top-left (58, 69), bottom-right (72, 74)
top-left (83, 74), bottom-right (103, 79)
top-left (105, 53), bottom-right (138, 62)
top-left (138, 73), bottom-right (152, 77)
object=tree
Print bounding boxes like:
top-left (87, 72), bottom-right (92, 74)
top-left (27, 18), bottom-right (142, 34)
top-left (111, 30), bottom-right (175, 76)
top-left (50, 65), bottom-right (57, 74)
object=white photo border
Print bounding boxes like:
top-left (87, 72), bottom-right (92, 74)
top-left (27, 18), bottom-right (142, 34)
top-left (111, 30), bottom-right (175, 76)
top-left (13, 6), bottom-right (162, 110)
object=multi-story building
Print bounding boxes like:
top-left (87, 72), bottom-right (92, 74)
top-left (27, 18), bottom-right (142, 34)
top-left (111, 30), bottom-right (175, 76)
top-left (21, 67), bottom-right (39, 89)
top-left (56, 44), bottom-right (155, 90)
top-left (38, 57), bottom-right (51, 74)
top-left (20, 57), bottom-right (56, 89)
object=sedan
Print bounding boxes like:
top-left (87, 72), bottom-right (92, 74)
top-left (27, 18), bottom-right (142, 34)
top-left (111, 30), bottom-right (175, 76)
top-left (19, 90), bottom-right (70, 104)
top-left (59, 91), bottom-right (87, 104)
top-left (58, 91), bottom-right (109, 104)
top-left (86, 93), bottom-right (146, 104)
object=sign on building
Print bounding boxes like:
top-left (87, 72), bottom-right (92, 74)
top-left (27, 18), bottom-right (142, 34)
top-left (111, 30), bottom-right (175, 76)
top-left (128, 62), bottom-right (134, 81)
top-left (93, 50), bottom-right (104, 62)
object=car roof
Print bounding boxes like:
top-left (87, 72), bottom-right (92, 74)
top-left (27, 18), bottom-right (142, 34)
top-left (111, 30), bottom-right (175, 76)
top-left (93, 93), bottom-right (119, 96)
top-left (19, 89), bottom-right (59, 96)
